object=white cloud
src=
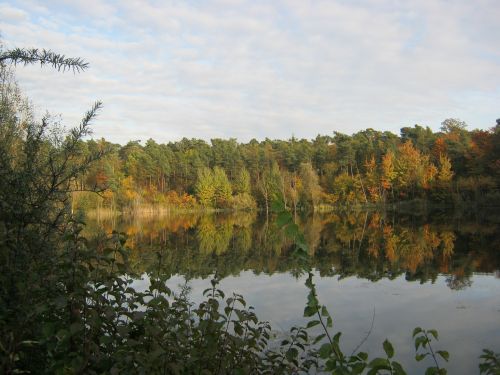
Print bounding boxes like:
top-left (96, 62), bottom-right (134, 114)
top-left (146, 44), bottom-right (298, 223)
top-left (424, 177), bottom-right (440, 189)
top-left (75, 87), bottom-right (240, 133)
top-left (0, 3), bottom-right (29, 22)
top-left (1, 0), bottom-right (499, 144)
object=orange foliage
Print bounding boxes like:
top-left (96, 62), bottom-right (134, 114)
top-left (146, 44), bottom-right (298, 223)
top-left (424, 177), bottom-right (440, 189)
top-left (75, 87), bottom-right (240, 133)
top-left (383, 225), bottom-right (396, 263)
top-left (423, 225), bottom-right (441, 248)
top-left (381, 151), bottom-right (395, 190)
top-left (432, 137), bottom-right (447, 159)
top-left (368, 212), bottom-right (381, 228)
top-left (423, 164), bottom-right (438, 189)
top-left (368, 245), bottom-right (379, 258)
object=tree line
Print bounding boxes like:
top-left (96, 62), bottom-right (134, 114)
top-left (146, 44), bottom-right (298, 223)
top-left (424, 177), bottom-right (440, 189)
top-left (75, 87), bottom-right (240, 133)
top-left (75, 119), bottom-right (500, 212)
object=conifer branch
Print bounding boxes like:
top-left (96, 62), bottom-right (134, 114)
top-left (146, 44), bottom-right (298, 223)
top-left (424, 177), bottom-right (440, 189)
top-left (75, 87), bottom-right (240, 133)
top-left (0, 48), bottom-right (88, 72)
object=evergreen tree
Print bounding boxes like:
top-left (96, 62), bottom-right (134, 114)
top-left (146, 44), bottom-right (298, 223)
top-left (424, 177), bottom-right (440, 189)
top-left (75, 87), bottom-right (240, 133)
top-left (195, 167), bottom-right (215, 207)
top-left (234, 167), bottom-right (251, 195)
top-left (213, 166), bottom-right (232, 208)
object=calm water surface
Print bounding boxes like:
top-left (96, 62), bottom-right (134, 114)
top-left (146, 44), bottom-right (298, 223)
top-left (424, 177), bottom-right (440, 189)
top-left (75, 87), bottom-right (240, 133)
top-left (87, 210), bottom-right (500, 374)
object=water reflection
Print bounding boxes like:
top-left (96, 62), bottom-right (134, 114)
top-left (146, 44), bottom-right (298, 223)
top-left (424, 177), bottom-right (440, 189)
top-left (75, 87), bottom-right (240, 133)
top-left (84, 210), bottom-right (500, 289)
top-left (85, 210), bottom-right (500, 373)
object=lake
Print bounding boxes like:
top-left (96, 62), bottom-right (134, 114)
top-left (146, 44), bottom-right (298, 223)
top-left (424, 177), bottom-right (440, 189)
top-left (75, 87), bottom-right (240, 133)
top-left (86, 209), bottom-right (500, 373)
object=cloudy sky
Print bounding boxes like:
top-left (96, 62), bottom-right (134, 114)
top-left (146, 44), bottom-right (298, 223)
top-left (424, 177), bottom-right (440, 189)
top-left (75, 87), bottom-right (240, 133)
top-left (1, 0), bottom-right (499, 144)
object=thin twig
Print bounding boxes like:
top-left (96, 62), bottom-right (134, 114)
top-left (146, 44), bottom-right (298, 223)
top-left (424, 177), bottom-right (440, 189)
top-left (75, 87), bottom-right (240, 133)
top-left (350, 307), bottom-right (375, 356)
top-left (425, 332), bottom-right (441, 371)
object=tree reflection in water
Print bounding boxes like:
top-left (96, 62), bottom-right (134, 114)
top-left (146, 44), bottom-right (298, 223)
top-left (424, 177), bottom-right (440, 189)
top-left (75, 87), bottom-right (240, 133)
top-left (84, 209), bottom-right (500, 288)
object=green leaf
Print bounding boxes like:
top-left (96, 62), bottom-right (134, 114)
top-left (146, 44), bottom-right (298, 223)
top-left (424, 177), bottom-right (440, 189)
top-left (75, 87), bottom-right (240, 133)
top-left (313, 333), bottom-right (326, 344)
top-left (415, 353), bottom-right (428, 362)
top-left (304, 305), bottom-right (316, 317)
top-left (333, 332), bottom-right (342, 344)
top-left (358, 352), bottom-right (368, 361)
top-left (391, 361), bottom-right (407, 375)
top-left (319, 343), bottom-right (332, 359)
top-left (286, 347), bottom-right (299, 361)
top-left (234, 324), bottom-right (244, 336)
top-left (368, 357), bottom-right (391, 375)
top-left (413, 327), bottom-right (423, 337)
top-left (428, 329), bottom-right (438, 340)
top-left (306, 320), bottom-right (320, 328)
top-left (325, 358), bottom-right (338, 371)
top-left (307, 292), bottom-right (318, 308)
top-left (436, 350), bottom-right (449, 362)
top-left (350, 362), bottom-right (366, 373)
top-left (415, 336), bottom-right (427, 351)
top-left (321, 305), bottom-right (329, 317)
top-left (383, 339), bottom-right (394, 358)
top-left (369, 357), bottom-right (389, 368)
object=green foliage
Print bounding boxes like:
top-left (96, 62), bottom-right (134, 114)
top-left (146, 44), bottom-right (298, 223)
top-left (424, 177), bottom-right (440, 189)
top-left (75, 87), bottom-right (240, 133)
top-left (440, 118), bottom-right (468, 134)
top-left (213, 166), bottom-right (232, 207)
top-left (479, 350), bottom-right (500, 375)
top-left (412, 327), bottom-right (449, 374)
top-left (234, 167), bottom-right (251, 194)
top-left (195, 166), bottom-right (233, 208)
top-left (0, 49), bottom-right (104, 373)
top-left (195, 167), bottom-right (216, 206)
top-left (41, 115), bottom-right (498, 211)
top-left (299, 162), bottom-right (322, 209)
top-left (258, 162), bottom-right (284, 215)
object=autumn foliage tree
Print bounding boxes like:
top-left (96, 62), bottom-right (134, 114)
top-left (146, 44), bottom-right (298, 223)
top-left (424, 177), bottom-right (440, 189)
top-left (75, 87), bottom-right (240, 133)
top-left (57, 117), bottom-right (499, 210)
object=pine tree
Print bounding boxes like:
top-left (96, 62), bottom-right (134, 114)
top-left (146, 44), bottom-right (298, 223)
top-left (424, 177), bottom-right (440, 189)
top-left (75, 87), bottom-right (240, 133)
top-left (234, 167), bottom-right (251, 195)
top-left (195, 167), bottom-right (215, 207)
top-left (213, 166), bottom-right (232, 208)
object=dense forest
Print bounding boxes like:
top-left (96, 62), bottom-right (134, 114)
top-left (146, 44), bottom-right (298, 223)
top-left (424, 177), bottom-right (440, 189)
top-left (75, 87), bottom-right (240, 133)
top-left (76, 119), bottom-right (500, 212)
